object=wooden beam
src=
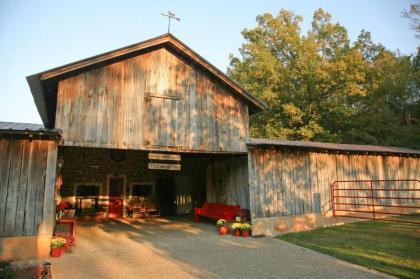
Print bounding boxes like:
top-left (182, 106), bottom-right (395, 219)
top-left (146, 94), bottom-right (182, 100)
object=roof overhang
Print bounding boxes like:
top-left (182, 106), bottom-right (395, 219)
top-left (0, 122), bottom-right (61, 141)
top-left (27, 33), bottom-right (266, 127)
top-left (247, 138), bottom-right (420, 157)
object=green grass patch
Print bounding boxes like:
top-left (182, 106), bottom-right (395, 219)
top-left (277, 216), bottom-right (420, 279)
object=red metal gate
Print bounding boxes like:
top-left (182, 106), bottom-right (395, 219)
top-left (331, 179), bottom-right (420, 224)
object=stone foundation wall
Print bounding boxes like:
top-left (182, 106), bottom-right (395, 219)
top-left (252, 205), bottom-right (420, 236)
top-left (60, 147), bottom-right (153, 199)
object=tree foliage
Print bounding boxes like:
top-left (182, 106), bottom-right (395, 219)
top-left (228, 9), bottom-right (420, 149)
top-left (402, 2), bottom-right (420, 39)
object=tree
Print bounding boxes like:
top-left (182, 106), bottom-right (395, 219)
top-left (402, 2), bottom-right (420, 39)
top-left (341, 52), bottom-right (420, 148)
top-left (229, 8), bottom-right (420, 149)
top-left (228, 9), bottom-right (368, 141)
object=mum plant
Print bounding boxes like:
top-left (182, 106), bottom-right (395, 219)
top-left (217, 219), bottom-right (229, 235)
top-left (241, 223), bottom-right (252, 232)
top-left (50, 237), bottom-right (67, 257)
top-left (216, 219), bottom-right (226, 228)
top-left (231, 223), bottom-right (242, 231)
top-left (231, 223), bottom-right (242, 236)
top-left (241, 223), bottom-right (252, 237)
top-left (51, 237), bottom-right (67, 249)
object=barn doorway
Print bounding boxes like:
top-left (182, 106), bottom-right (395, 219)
top-left (156, 176), bottom-right (176, 216)
top-left (58, 147), bottom-right (247, 221)
top-left (108, 176), bottom-right (125, 218)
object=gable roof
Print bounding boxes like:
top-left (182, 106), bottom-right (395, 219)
top-left (248, 138), bottom-right (420, 156)
top-left (27, 33), bottom-right (266, 127)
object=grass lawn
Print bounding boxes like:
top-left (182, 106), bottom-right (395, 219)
top-left (277, 216), bottom-right (420, 279)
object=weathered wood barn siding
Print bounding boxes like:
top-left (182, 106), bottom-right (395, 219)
top-left (248, 148), bottom-right (420, 219)
top-left (55, 47), bottom-right (249, 153)
top-left (206, 156), bottom-right (249, 208)
top-left (0, 139), bottom-right (58, 236)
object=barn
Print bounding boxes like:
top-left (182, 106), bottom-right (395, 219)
top-left (1, 33), bottom-right (419, 260)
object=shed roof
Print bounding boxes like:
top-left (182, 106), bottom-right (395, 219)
top-left (27, 33), bottom-right (266, 127)
top-left (0, 121), bottom-right (61, 141)
top-left (247, 138), bottom-right (420, 156)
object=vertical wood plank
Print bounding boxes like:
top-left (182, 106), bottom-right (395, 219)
top-left (309, 153), bottom-right (320, 212)
top-left (248, 149), bottom-right (257, 218)
top-left (34, 142), bottom-right (48, 235)
top-left (14, 142), bottom-right (31, 235)
top-left (40, 142), bottom-right (58, 235)
top-left (24, 141), bottom-right (40, 235)
top-left (271, 149), bottom-right (279, 216)
top-left (4, 141), bottom-right (24, 235)
top-left (0, 140), bottom-right (12, 234)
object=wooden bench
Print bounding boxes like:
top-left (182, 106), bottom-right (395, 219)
top-left (128, 197), bottom-right (160, 218)
top-left (194, 202), bottom-right (240, 222)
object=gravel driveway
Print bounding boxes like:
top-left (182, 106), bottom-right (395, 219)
top-left (49, 217), bottom-right (392, 279)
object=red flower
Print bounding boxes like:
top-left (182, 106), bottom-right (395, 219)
top-left (57, 201), bottom-right (67, 211)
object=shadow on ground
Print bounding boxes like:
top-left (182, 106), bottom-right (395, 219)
top-left (49, 216), bottom-right (390, 279)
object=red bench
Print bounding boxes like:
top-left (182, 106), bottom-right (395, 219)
top-left (194, 202), bottom-right (240, 222)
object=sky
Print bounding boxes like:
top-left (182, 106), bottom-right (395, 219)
top-left (0, 0), bottom-right (418, 125)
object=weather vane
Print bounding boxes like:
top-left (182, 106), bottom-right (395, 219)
top-left (161, 11), bottom-right (180, 33)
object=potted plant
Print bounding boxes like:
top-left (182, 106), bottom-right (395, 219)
top-left (231, 223), bottom-right (242, 236)
top-left (50, 237), bottom-right (67, 257)
top-left (241, 223), bottom-right (252, 237)
top-left (216, 219), bottom-right (229, 235)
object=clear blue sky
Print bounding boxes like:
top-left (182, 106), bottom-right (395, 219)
top-left (0, 0), bottom-right (418, 125)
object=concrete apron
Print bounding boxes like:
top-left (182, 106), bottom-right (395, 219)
top-left (47, 216), bottom-right (392, 279)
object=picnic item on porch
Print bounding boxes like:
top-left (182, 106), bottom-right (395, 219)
top-left (241, 223), bottom-right (252, 237)
top-left (231, 223), bottom-right (242, 236)
top-left (50, 237), bottom-right (67, 257)
top-left (239, 208), bottom-right (250, 222)
top-left (194, 202), bottom-right (240, 222)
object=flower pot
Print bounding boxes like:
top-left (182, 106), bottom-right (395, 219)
top-left (242, 230), bottom-right (250, 237)
top-left (59, 246), bottom-right (67, 254)
top-left (50, 248), bottom-right (62, 257)
top-left (218, 226), bottom-right (229, 235)
top-left (232, 230), bottom-right (240, 237)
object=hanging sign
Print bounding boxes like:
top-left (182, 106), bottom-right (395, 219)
top-left (148, 163), bottom-right (181, 171)
top-left (148, 153), bottom-right (181, 161)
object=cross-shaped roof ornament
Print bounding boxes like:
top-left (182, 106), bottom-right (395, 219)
top-left (161, 11), bottom-right (180, 33)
